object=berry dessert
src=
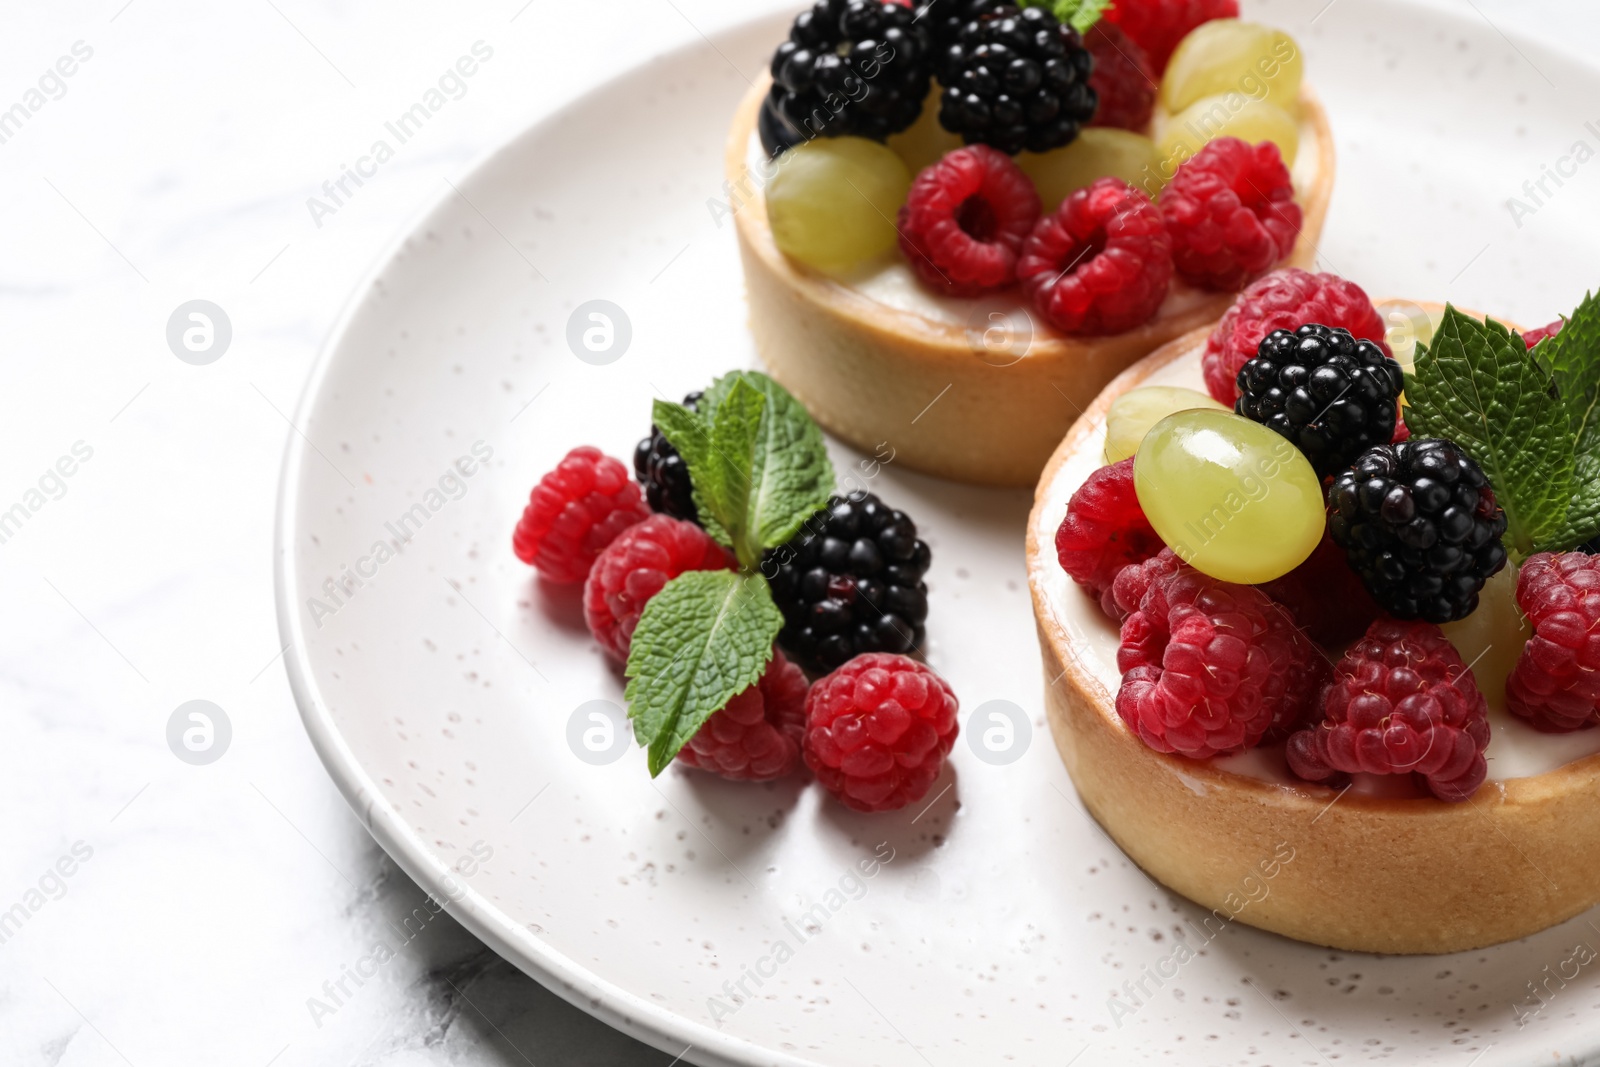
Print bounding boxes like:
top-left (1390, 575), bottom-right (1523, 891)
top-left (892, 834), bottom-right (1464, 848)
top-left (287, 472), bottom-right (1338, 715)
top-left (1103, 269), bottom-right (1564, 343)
top-left (517, 369), bottom-right (959, 809)
top-left (1027, 279), bottom-right (1600, 953)
top-left (728, 1), bottom-right (1334, 486)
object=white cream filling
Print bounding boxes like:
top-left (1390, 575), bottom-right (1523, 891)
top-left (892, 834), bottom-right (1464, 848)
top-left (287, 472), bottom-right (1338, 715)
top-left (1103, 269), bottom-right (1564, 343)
top-left (1032, 349), bottom-right (1600, 786)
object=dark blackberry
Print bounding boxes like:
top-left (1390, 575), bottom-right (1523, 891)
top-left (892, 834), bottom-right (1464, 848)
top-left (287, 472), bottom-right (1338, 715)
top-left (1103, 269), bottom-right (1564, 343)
top-left (1328, 439), bottom-right (1508, 624)
top-left (936, 3), bottom-right (1096, 155)
top-left (633, 391), bottom-right (703, 524)
top-left (1235, 323), bottom-right (1404, 480)
top-left (916, 0), bottom-right (1005, 68)
top-left (764, 491), bottom-right (931, 676)
top-left (761, 0), bottom-right (934, 157)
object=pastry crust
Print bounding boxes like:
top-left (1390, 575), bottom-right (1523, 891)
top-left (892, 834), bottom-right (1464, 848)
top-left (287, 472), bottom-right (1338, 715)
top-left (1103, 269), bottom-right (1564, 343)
top-left (1025, 312), bottom-right (1600, 955)
top-left (728, 75), bottom-right (1336, 487)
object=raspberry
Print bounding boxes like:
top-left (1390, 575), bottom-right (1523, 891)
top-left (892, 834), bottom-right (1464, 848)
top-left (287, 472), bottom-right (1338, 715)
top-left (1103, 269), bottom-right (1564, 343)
top-left (1327, 439), bottom-right (1509, 624)
top-left (1506, 552), bottom-right (1600, 732)
top-left (1054, 457), bottom-right (1164, 618)
top-left (1286, 618), bottom-right (1491, 802)
top-left (582, 515), bottom-right (732, 661)
top-left (1234, 323), bottom-right (1404, 479)
top-left (1257, 528), bottom-right (1381, 648)
top-left (512, 446), bottom-right (650, 584)
top-left (1112, 549), bottom-right (1325, 758)
top-left (1160, 137), bottom-right (1301, 292)
top-left (1085, 21), bottom-right (1155, 131)
top-left (897, 145), bottom-right (1041, 296)
top-left (803, 653), bottom-right (960, 812)
top-left (1017, 177), bottom-right (1173, 334)
top-left (676, 652), bottom-right (810, 780)
top-left (1202, 268), bottom-right (1390, 405)
top-left (1521, 317), bottom-right (1566, 349)
top-left (1101, 0), bottom-right (1239, 74)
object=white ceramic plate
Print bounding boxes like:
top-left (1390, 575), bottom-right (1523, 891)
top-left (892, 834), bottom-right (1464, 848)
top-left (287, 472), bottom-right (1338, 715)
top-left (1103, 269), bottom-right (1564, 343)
top-left (276, 3), bottom-right (1600, 1064)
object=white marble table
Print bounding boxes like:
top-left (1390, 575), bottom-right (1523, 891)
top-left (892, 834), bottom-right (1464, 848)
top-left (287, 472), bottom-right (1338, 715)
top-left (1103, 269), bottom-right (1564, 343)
top-left (0, 1), bottom-right (1593, 1065)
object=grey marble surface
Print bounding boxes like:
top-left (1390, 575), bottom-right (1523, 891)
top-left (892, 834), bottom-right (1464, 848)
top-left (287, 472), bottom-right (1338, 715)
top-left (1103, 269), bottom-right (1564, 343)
top-left (0, 1), bottom-right (1594, 1065)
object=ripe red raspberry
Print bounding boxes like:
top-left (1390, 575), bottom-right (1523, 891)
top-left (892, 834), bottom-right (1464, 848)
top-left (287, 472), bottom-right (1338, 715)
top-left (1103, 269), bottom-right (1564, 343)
top-left (1506, 552), bottom-right (1600, 732)
top-left (1085, 22), bottom-right (1155, 131)
top-left (898, 145), bottom-right (1041, 296)
top-left (1391, 413), bottom-right (1411, 443)
top-left (1160, 137), bottom-right (1301, 293)
top-left (1018, 178), bottom-right (1173, 334)
top-left (512, 446), bottom-right (650, 583)
top-left (1112, 549), bottom-right (1325, 758)
top-left (1521, 318), bottom-right (1566, 348)
top-left (676, 651), bottom-right (809, 780)
top-left (1101, 0), bottom-right (1239, 74)
top-left (1201, 268), bottom-right (1389, 404)
top-left (1258, 528), bottom-right (1382, 648)
top-left (583, 515), bottom-right (732, 661)
top-left (1287, 618), bottom-right (1491, 802)
top-left (803, 653), bottom-right (959, 812)
top-left (1055, 458), bottom-right (1164, 618)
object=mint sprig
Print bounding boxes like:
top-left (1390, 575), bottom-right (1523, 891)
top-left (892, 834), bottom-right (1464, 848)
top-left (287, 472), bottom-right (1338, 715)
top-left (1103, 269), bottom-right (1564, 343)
top-left (1530, 291), bottom-right (1600, 549)
top-left (626, 371), bottom-right (835, 774)
top-left (1404, 306), bottom-right (1574, 556)
top-left (1021, 0), bottom-right (1110, 33)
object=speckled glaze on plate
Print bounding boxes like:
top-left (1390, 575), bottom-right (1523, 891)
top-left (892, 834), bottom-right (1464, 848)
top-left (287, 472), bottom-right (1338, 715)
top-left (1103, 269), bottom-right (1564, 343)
top-left (275, 3), bottom-right (1600, 1064)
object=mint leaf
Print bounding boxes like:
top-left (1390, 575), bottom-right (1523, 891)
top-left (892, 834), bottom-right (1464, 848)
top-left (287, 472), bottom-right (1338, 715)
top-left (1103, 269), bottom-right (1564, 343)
top-left (1404, 305), bottom-right (1573, 556)
top-left (1020, 0), bottom-right (1109, 33)
top-left (650, 400), bottom-right (728, 544)
top-left (623, 569), bottom-right (782, 776)
top-left (706, 377), bottom-right (765, 566)
top-left (1532, 291), bottom-right (1600, 548)
top-left (701, 370), bottom-right (836, 555)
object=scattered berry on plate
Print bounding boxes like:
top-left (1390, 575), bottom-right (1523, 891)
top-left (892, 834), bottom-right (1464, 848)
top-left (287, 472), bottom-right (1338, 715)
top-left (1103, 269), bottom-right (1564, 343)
top-left (1111, 548), bottom-right (1325, 758)
top-left (1327, 439), bottom-right (1509, 624)
top-left (761, 0), bottom-right (934, 156)
top-left (766, 491), bottom-right (931, 676)
top-left (583, 514), bottom-right (733, 661)
top-left (937, 4), bottom-right (1097, 155)
top-left (1101, 0), bottom-right (1238, 74)
top-left (898, 144), bottom-right (1041, 295)
top-left (766, 136), bottom-right (913, 272)
top-left (512, 446), bottom-right (650, 584)
top-left (803, 653), bottom-right (959, 812)
top-left (1017, 177), bottom-right (1172, 334)
top-left (676, 651), bottom-right (810, 780)
top-left (1201, 268), bottom-right (1389, 405)
top-left (1085, 21), bottom-right (1155, 131)
top-left (1520, 317), bottom-right (1566, 348)
top-left (1159, 136), bottom-right (1301, 292)
top-left (1506, 552), bottom-right (1600, 732)
top-left (1257, 527), bottom-right (1382, 648)
top-left (1054, 457), bottom-right (1164, 618)
top-left (1234, 322), bottom-right (1404, 479)
top-left (635, 391), bottom-right (703, 523)
top-left (1286, 617), bottom-right (1491, 803)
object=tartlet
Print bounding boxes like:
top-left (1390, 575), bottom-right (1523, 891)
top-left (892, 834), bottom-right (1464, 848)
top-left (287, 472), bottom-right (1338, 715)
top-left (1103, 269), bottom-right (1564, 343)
top-left (727, 75), bottom-right (1336, 488)
top-left (1026, 313), bottom-right (1600, 955)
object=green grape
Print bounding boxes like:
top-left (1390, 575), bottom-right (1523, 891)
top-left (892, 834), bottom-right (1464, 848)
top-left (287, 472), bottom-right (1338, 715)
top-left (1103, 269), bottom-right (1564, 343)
top-left (1018, 129), bottom-right (1164, 213)
top-left (1157, 95), bottom-right (1299, 170)
top-left (887, 91), bottom-right (963, 175)
top-left (1441, 563), bottom-right (1529, 706)
top-left (766, 137), bottom-right (911, 273)
top-left (1373, 299), bottom-right (1440, 375)
top-left (1134, 409), bottom-right (1323, 584)
top-left (1104, 386), bottom-right (1227, 464)
top-left (1160, 20), bottom-right (1303, 115)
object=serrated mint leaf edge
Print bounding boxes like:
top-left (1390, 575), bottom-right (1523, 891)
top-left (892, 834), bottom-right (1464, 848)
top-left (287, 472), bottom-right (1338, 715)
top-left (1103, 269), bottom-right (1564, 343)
top-left (1533, 290), bottom-right (1600, 549)
top-left (706, 377), bottom-right (766, 567)
top-left (1404, 305), bottom-right (1574, 556)
top-left (651, 400), bottom-right (730, 545)
top-left (622, 569), bottom-right (782, 777)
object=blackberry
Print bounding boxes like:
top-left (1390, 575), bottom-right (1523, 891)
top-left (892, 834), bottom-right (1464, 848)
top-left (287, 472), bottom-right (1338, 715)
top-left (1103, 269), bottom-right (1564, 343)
top-left (633, 391), bottom-right (703, 524)
top-left (1235, 323), bottom-right (1403, 480)
top-left (916, 0), bottom-right (1005, 65)
top-left (937, 3), bottom-right (1096, 155)
top-left (761, 0), bottom-right (934, 157)
top-left (765, 491), bottom-right (931, 675)
top-left (1328, 439), bottom-right (1509, 624)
